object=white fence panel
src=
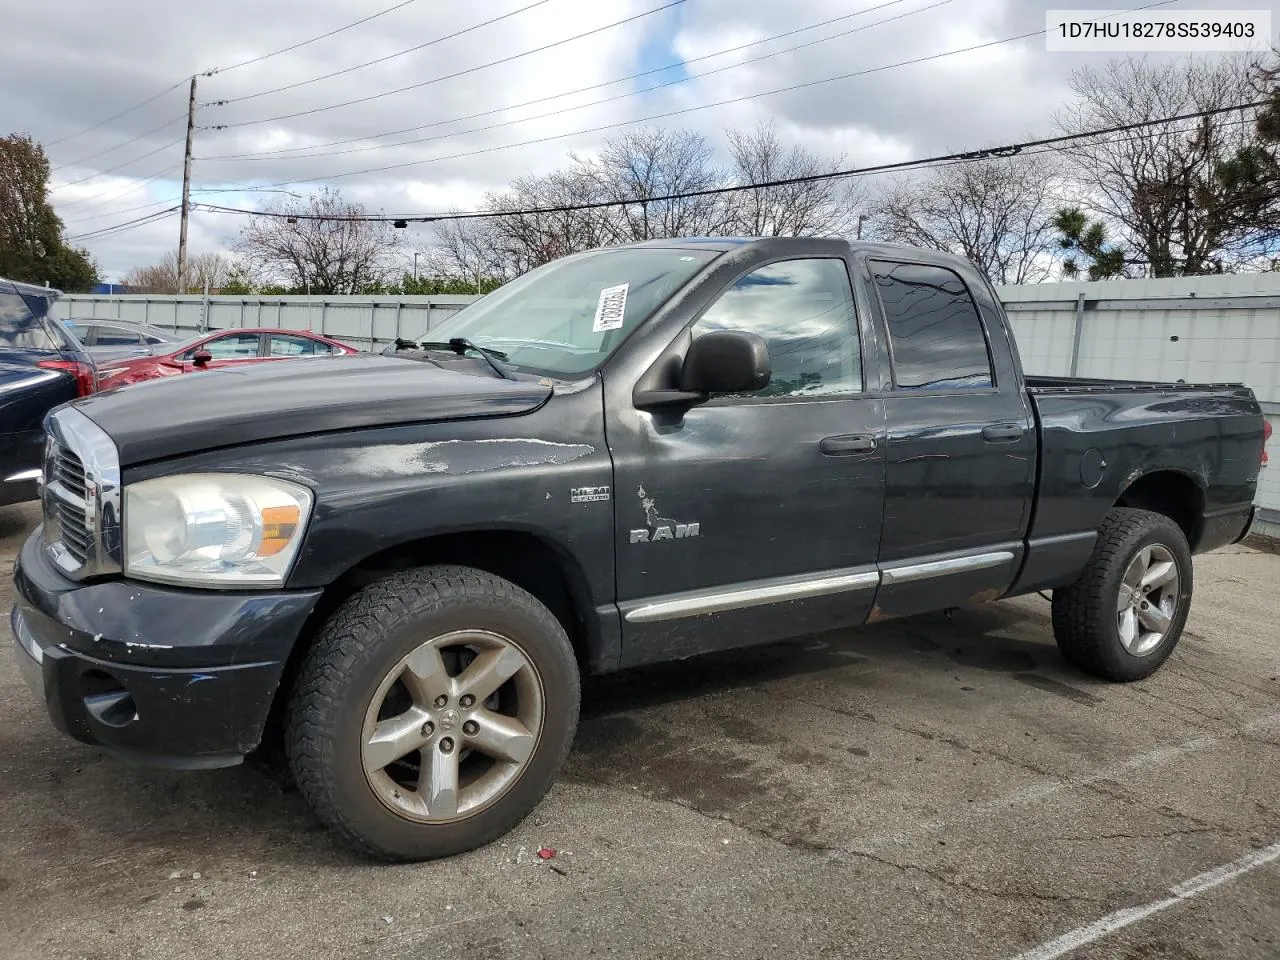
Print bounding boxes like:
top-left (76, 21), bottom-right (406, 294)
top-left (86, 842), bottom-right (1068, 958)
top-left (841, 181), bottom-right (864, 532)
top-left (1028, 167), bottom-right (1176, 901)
top-left (52, 294), bottom-right (477, 351)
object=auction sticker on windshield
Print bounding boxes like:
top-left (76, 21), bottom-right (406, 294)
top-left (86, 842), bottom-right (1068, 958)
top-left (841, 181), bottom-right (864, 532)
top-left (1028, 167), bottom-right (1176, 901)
top-left (592, 283), bottom-right (629, 333)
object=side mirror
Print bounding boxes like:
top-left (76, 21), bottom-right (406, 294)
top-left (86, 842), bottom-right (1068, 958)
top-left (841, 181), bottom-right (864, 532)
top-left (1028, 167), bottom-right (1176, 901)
top-left (680, 330), bottom-right (771, 394)
top-left (192, 350), bottom-right (213, 367)
top-left (633, 330), bottom-right (771, 410)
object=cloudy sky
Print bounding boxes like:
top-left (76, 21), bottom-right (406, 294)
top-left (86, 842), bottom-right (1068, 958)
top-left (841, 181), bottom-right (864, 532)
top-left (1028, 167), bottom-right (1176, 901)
top-left (4, 0), bottom-right (1267, 280)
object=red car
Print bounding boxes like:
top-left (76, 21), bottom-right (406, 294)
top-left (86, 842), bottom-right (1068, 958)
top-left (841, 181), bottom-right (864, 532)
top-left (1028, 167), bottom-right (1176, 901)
top-left (96, 327), bottom-right (359, 388)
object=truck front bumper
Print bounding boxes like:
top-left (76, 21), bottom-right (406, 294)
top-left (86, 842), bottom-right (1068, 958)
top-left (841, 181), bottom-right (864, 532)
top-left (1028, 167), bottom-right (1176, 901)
top-left (11, 529), bottom-right (323, 769)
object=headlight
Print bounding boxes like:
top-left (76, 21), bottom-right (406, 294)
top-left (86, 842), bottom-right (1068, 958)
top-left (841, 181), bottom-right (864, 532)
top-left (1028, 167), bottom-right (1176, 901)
top-left (124, 474), bottom-right (314, 587)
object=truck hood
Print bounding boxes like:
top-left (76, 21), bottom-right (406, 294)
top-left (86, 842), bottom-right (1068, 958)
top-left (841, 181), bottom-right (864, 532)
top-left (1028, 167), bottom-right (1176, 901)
top-left (72, 354), bottom-right (553, 465)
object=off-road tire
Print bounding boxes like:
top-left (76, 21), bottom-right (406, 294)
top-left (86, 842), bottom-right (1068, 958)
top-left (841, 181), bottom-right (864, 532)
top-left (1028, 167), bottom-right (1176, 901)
top-left (1051, 507), bottom-right (1193, 682)
top-left (286, 565), bottom-right (579, 861)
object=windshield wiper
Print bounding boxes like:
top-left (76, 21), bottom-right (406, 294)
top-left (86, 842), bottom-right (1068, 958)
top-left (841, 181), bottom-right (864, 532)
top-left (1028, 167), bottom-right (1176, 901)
top-left (399, 337), bottom-right (513, 380)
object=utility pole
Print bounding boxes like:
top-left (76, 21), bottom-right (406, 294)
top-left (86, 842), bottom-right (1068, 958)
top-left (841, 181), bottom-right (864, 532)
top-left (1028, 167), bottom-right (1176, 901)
top-left (855, 214), bottom-right (867, 241)
top-left (177, 76), bottom-right (197, 294)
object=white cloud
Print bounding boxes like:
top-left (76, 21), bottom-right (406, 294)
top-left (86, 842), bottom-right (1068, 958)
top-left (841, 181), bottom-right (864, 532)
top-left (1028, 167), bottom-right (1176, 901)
top-left (4, 0), bottom-right (1257, 280)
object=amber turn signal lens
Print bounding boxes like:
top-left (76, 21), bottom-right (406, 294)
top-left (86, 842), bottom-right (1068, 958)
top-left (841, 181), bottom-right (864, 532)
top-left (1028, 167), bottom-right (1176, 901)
top-left (259, 505), bottom-right (301, 557)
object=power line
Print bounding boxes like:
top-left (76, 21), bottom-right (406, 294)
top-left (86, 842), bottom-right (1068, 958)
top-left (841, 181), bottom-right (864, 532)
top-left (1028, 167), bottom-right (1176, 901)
top-left (59, 183), bottom-right (303, 226)
top-left (44, 77), bottom-right (189, 148)
top-left (53, 113), bottom-right (186, 171)
top-left (208, 0), bottom-right (556, 105)
top-left (66, 206), bottom-right (182, 243)
top-left (215, 23), bottom-right (1057, 186)
top-left (54, 164), bottom-right (181, 211)
top-left (61, 196), bottom-right (182, 225)
top-left (196, 100), bottom-right (1268, 225)
top-left (208, 0), bottom-right (689, 129)
top-left (52, 136), bottom-right (186, 191)
top-left (202, 0), bottom-right (916, 161)
top-left (202, 0), bottom-right (944, 164)
top-left (205, 0), bottom-right (421, 75)
top-left (201, 0), bottom-right (1177, 186)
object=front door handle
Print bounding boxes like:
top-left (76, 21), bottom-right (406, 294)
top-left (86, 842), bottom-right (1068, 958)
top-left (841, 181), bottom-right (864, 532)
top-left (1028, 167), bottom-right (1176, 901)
top-left (982, 423), bottom-right (1025, 443)
top-left (820, 434), bottom-right (877, 455)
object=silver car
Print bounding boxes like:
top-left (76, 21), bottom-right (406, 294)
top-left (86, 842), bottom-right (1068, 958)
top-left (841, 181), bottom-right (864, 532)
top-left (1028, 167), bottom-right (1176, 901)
top-left (61, 319), bottom-right (180, 364)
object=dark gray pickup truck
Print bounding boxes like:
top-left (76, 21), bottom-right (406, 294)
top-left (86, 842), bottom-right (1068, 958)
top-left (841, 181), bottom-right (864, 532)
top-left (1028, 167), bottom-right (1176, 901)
top-left (12, 237), bottom-right (1266, 860)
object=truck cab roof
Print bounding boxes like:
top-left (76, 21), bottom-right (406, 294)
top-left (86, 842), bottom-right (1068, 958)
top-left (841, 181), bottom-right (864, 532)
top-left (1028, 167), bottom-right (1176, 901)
top-left (612, 236), bottom-right (991, 271)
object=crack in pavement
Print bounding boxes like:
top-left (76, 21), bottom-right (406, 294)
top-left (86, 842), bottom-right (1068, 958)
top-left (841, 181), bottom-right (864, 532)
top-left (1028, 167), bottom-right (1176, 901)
top-left (794, 696), bottom-right (1060, 781)
top-left (1171, 659), bottom-right (1280, 701)
top-left (568, 770), bottom-right (1108, 907)
top-left (841, 848), bottom-right (1107, 906)
top-left (1125, 684), bottom-right (1231, 730)
top-left (1039, 826), bottom-right (1224, 844)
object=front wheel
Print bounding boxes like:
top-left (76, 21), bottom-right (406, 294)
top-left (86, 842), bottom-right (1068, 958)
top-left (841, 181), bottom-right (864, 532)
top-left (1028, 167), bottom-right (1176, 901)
top-left (286, 565), bottom-right (580, 860)
top-left (1051, 507), bottom-right (1193, 682)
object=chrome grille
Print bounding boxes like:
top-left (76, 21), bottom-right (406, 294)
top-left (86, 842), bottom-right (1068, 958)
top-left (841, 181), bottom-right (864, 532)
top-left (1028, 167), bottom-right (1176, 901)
top-left (53, 446), bottom-right (87, 500)
top-left (41, 407), bottom-right (122, 580)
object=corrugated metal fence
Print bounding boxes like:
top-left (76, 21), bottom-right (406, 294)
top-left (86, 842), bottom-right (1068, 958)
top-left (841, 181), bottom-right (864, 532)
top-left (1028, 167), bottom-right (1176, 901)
top-left (53, 272), bottom-right (1280, 533)
top-left (996, 272), bottom-right (1280, 535)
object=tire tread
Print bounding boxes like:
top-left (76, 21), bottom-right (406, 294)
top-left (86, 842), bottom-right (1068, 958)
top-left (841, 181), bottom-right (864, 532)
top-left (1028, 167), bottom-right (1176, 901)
top-left (1051, 507), bottom-right (1191, 682)
top-left (285, 565), bottom-right (578, 860)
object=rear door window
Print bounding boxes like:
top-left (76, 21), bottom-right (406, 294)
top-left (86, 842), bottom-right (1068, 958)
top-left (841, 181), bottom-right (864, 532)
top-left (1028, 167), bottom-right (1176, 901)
top-left (94, 325), bottom-right (144, 346)
top-left (870, 261), bottom-right (994, 390)
top-left (268, 334), bottom-right (331, 356)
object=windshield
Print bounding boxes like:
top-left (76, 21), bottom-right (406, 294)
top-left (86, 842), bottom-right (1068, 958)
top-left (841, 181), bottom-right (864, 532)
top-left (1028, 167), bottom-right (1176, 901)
top-left (423, 247), bottom-right (717, 377)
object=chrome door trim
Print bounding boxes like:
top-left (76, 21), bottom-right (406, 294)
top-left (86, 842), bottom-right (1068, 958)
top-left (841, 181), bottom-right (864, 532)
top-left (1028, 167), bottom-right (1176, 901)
top-left (879, 550), bottom-right (1015, 585)
top-left (624, 567), bottom-right (881, 624)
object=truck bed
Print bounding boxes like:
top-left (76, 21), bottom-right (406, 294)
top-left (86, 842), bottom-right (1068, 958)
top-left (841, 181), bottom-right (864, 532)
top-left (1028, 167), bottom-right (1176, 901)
top-left (1025, 375), bottom-right (1251, 396)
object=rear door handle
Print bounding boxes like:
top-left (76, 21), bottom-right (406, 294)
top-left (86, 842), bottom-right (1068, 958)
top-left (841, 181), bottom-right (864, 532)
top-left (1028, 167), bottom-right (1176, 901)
top-left (982, 423), bottom-right (1025, 443)
top-left (820, 434), bottom-right (877, 455)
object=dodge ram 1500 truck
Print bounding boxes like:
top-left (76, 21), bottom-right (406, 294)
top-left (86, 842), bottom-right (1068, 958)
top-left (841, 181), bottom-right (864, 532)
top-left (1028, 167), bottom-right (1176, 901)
top-left (12, 238), bottom-right (1266, 861)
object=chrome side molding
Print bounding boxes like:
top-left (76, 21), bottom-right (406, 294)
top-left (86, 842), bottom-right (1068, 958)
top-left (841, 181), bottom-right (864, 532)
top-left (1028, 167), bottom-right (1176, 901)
top-left (879, 550), bottom-right (1015, 585)
top-left (623, 547), bottom-right (1020, 624)
top-left (624, 568), bottom-right (880, 624)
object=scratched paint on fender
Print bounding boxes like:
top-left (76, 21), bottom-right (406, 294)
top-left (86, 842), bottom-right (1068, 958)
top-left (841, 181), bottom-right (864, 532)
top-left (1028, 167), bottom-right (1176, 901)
top-left (349, 438), bottom-right (595, 478)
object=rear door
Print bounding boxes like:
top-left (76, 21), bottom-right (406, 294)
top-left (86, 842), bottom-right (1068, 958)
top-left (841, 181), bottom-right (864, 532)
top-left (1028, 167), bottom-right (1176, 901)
top-left (864, 257), bottom-right (1035, 618)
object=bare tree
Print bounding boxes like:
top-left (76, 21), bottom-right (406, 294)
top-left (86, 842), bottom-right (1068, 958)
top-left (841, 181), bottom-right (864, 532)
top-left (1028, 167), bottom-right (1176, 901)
top-left (427, 125), bottom-right (864, 280)
top-left (723, 122), bottom-right (865, 237)
top-left (585, 128), bottom-right (726, 241)
top-left (1054, 54), bottom-right (1278, 276)
top-left (234, 188), bottom-right (400, 294)
top-left (122, 250), bottom-right (229, 293)
top-left (874, 156), bottom-right (1064, 284)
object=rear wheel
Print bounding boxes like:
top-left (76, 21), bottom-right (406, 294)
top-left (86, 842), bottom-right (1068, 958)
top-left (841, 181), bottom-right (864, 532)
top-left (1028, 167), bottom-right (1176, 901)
top-left (286, 565), bottom-right (579, 860)
top-left (1051, 508), bottom-right (1193, 681)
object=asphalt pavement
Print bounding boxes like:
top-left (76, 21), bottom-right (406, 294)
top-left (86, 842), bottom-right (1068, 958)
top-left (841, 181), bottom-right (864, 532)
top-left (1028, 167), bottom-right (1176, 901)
top-left (2, 499), bottom-right (1278, 960)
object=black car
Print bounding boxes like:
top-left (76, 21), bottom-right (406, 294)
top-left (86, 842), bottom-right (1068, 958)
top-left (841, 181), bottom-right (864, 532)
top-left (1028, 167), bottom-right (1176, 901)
top-left (0, 278), bottom-right (96, 507)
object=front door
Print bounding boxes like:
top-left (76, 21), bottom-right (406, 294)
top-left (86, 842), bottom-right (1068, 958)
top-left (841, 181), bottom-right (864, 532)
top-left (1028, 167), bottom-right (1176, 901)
top-left (865, 258), bottom-right (1036, 618)
top-left (606, 254), bottom-right (887, 667)
top-left (181, 332), bottom-right (266, 373)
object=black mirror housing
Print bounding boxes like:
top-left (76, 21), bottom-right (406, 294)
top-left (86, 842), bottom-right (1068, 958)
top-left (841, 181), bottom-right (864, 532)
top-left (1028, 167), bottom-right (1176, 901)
top-left (680, 330), bottom-right (771, 395)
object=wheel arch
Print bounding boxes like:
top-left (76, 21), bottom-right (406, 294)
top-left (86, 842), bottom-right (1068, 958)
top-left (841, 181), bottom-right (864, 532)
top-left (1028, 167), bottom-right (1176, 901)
top-left (1113, 468), bottom-right (1206, 549)
top-left (258, 528), bottom-right (608, 759)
